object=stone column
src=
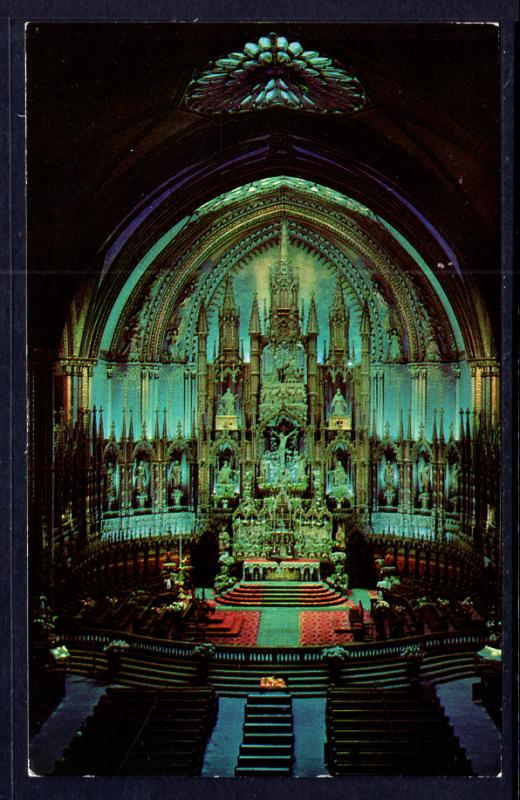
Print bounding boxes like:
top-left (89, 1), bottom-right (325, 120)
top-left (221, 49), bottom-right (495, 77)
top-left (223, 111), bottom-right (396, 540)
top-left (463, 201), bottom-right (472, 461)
top-left (410, 366), bottom-right (427, 439)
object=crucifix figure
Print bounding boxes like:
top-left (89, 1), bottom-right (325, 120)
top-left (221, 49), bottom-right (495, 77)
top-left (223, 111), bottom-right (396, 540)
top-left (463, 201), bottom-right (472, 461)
top-left (272, 429), bottom-right (298, 469)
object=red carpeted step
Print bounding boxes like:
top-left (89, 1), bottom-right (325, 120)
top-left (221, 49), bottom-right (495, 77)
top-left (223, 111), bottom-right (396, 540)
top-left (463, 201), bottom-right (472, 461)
top-left (203, 611), bottom-right (261, 646)
top-left (300, 610), bottom-right (354, 646)
top-left (200, 612), bottom-right (244, 637)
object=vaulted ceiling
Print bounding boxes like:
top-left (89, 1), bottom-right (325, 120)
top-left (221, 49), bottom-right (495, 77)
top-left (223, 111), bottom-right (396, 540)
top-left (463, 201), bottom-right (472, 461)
top-left (27, 23), bottom-right (500, 354)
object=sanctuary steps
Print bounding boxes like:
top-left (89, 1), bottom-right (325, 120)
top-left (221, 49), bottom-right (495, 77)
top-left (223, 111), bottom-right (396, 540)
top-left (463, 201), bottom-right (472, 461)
top-left (216, 581), bottom-right (347, 607)
top-left (235, 692), bottom-right (294, 776)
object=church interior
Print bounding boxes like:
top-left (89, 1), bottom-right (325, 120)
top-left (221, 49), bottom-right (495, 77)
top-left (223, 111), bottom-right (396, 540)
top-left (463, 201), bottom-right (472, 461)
top-left (28, 23), bottom-right (502, 777)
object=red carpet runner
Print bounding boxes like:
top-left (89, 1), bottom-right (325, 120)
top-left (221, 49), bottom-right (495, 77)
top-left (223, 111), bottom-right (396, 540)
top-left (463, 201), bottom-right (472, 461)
top-left (299, 610), bottom-right (354, 646)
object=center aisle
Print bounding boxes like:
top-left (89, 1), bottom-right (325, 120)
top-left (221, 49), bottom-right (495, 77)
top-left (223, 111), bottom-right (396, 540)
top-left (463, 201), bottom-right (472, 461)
top-left (255, 606), bottom-right (301, 647)
top-left (202, 696), bottom-right (329, 777)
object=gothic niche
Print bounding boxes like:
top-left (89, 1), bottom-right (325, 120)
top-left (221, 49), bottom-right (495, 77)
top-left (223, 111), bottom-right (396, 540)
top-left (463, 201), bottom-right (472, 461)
top-left (103, 444), bottom-right (120, 511)
top-left (445, 448), bottom-right (462, 514)
top-left (415, 447), bottom-right (432, 511)
top-left (379, 447), bottom-right (398, 508)
top-left (327, 445), bottom-right (354, 507)
top-left (216, 383), bottom-right (239, 431)
top-left (214, 441), bottom-right (239, 507)
top-left (133, 445), bottom-right (151, 509)
top-left (167, 447), bottom-right (188, 508)
top-left (327, 382), bottom-right (352, 431)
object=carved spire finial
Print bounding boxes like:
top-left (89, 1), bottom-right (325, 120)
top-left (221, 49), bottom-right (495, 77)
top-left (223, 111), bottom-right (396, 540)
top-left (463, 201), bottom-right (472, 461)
top-left (307, 293), bottom-right (319, 335)
top-left (248, 293), bottom-right (261, 335)
top-left (279, 216), bottom-right (289, 272)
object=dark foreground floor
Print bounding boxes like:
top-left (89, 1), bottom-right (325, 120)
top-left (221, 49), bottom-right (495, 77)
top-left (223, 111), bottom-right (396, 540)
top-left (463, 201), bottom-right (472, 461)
top-left (30, 674), bottom-right (500, 777)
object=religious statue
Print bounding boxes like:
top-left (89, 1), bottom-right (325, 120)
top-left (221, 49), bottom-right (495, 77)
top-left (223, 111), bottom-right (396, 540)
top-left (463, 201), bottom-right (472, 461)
top-left (218, 388), bottom-right (236, 416)
top-left (388, 329), bottom-right (402, 362)
top-left (418, 462), bottom-right (431, 509)
top-left (330, 389), bottom-right (348, 417)
top-left (135, 461), bottom-right (148, 494)
top-left (169, 459), bottom-right (183, 506)
top-left (105, 462), bottom-right (117, 503)
top-left (419, 462), bottom-right (430, 492)
top-left (134, 461), bottom-right (149, 508)
top-left (384, 461), bottom-right (395, 490)
top-left (330, 458), bottom-right (353, 504)
top-left (449, 462), bottom-right (461, 496)
top-left (425, 332), bottom-right (441, 361)
top-left (333, 459), bottom-right (348, 489)
top-left (170, 460), bottom-right (182, 489)
top-left (215, 459), bottom-right (236, 503)
top-left (272, 429), bottom-right (298, 469)
top-left (119, 315), bottom-right (141, 359)
top-left (164, 327), bottom-right (179, 359)
top-left (383, 460), bottom-right (396, 504)
top-left (448, 461), bottom-right (461, 511)
top-left (217, 460), bottom-right (233, 485)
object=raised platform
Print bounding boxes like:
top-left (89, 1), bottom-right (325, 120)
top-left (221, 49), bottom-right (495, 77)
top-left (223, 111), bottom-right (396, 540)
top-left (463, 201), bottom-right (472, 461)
top-left (243, 559), bottom-right (320, 582)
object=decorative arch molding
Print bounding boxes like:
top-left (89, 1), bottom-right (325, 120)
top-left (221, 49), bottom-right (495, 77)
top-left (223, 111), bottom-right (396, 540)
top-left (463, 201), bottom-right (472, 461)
top-left (208, 435), bottom-right (241, 460)
top-left (54, 109), bottom-right (497, 367)
top-left (444, 440), bottom-right (462, 463)
top-left (132, 440), bottom-right (154, 460)
top-left (411, 439), bottom-right (434, 461)
top-left (375, 440), bottom-right (400, 460)
top-left (74, 184), bottom-right (470, 369)
top-left (324, 436), bottom-right (355, 460)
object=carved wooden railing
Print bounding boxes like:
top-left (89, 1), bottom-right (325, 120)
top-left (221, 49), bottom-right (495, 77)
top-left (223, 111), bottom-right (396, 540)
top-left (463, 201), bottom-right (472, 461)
top-left (61, 626), bottom-right (487, 666)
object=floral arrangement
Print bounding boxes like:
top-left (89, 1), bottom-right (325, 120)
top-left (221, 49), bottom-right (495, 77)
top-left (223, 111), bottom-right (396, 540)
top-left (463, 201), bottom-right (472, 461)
top-left (411, 596), bottom-right (431, 610)
top-left (330, 552), bottom-right (345, 569)
top-left (399, 644), bottom-right (424, 660)
top-left (214, 552), bottom-right (236, 593)
top-left (32, 611), bottom-right (58, 636)
top-left (214, 574), bottom-right (235, 592)
top-left (374, 599), bottom-right (390, 611)
top-left (218, 553), bottom-right (235, 568)
top-left (330, 573), bottom-right (349, 593)
top-left (321, 645), bottom-right (349, 662)
top-left (193, 643), bottom-right (216, 659)
top-left (328, 552), bottom-right (349, 593)
top-left (163, 601), bottom-right (186, 613)
top-left (103, 639), bottom-right (130, 654)
top-left (485, 619), bottom-right (501, 647)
